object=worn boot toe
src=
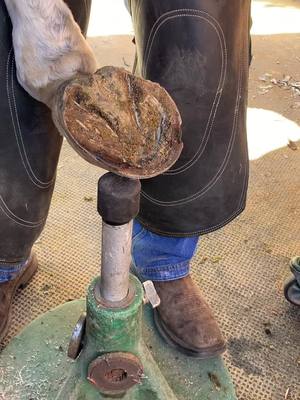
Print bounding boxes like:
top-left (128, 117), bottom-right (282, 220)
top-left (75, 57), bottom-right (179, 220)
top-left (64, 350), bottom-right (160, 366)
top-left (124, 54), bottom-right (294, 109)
top-left (0, 253), bottom-right (38, 343)
top-left (153, 275), bottom-right (226, 358)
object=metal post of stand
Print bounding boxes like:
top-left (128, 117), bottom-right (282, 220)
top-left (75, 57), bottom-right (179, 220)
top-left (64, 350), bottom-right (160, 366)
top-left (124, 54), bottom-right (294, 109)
top-left (97, 172), bottom-right (141, 305)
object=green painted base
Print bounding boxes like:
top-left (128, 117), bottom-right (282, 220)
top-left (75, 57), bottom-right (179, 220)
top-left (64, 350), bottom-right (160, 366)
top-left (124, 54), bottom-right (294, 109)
top-left (0, 300), bottom-right (236, 400)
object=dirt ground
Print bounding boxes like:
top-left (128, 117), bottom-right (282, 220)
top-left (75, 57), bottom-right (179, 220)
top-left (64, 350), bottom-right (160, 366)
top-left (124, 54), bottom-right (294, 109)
top-left (249, 0), bottom-right (300, 127)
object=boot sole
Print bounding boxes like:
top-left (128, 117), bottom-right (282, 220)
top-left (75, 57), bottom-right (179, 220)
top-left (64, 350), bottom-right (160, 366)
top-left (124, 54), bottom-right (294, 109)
top-left (0, 253), bottom-right (38, 344)
top-left (153, 309), bottom-right (226, 359)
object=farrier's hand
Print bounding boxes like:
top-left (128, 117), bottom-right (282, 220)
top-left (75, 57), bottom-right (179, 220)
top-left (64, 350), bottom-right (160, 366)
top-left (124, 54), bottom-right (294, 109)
top-left (4, 0), bottom-right (97, 107)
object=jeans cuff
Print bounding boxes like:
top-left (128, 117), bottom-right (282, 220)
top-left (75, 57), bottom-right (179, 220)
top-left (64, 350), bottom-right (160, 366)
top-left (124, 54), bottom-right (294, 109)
top-left (0, 260), bottom-right (27, 283)
top-left (132, 260), bottom-right (190, 282)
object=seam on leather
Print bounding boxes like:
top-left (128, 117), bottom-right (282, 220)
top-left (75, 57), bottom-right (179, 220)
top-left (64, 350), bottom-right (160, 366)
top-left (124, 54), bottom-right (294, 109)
top-left (143, 10), bottom-right (227, 177)
top-left (237, 159), bottom-right (248, 212)
top-left (141, 54), bottom-right (243, 206)
top-left (0, 195), bottom-right (45, 228)
top-left (144, 8), bottom-right (225, 71)
top-left (137, 200), bottom-right (247, 237)
top-left (6, 48), bottom-right (54, 189)
top-left (162, 14), bottom-right (227, 175)
top-left (237, 33), bottom-right (250, 212)
top-left (11, 59), bottom-right (55, 188)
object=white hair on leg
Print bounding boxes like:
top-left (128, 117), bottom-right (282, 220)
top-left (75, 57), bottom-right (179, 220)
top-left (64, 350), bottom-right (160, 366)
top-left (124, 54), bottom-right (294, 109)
top-left (3, 0), bottom-right (97, 106)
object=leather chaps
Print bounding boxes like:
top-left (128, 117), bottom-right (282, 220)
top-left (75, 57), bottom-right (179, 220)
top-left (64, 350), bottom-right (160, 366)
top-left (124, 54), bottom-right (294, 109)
top-left (0, 0), bottom-right (91, 263)
top-left (130, 0), bottom-right (251, 236)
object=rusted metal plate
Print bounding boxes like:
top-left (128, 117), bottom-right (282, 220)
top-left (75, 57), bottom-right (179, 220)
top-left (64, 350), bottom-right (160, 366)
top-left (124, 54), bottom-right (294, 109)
top-left (87, 352), bottom-right (144, 395)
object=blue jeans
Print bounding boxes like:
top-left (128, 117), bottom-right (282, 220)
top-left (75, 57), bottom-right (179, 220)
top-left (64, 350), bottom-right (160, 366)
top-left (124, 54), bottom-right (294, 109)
top-left (131, 220), bottom-right (199, 281)
top-left (0, 261), bottom-right (26, 283)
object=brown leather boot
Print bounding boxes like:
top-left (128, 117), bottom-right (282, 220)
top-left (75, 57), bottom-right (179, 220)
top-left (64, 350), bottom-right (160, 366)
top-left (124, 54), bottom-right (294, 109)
top-left (0, 253), bottom-right (38, 343)
top-left (153, 275), bottom-right (226, 358)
